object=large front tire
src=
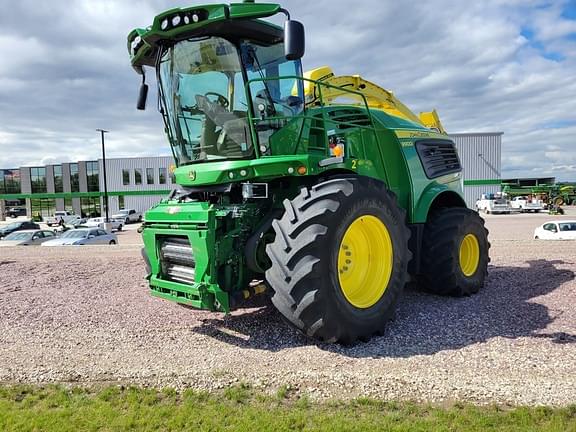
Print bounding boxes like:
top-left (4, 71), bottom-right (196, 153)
top-left (265, 178), bottom-right (411, 344)
top-left (420, 208), bottom-right (489, 296)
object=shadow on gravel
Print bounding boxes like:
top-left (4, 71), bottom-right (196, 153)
top-left (193, 259), bottom-right (575, 356)
top-left (193, 298), bottom-right (309, 350)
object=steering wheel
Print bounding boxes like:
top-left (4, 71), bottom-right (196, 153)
top-left (204, 92), bottom-right (229, 108)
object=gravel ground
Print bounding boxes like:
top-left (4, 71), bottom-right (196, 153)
top-left (0, 210), bottom-right (575, 406)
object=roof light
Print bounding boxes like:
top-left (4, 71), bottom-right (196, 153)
top-left (183, 15), bottom-right (190, 25)
top-left (161, 18), bottom-right (169, 30)
top-left (192, 14), bottom-right (200, 23)
top-left (172, 15), bottom-right (181, 26)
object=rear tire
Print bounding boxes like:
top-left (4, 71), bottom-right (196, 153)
top-left (420, 207), bottom-right (489, 296)
top-left (265, 178), bottom-right (411, 344)
top-left (109, 240), bottom-right (116, 245)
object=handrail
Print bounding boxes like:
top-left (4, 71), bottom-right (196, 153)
top-left (245, 75), bottom-right (382, 159)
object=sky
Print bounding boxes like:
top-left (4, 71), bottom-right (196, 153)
top-left (0, 0), bottom-right (575, 180)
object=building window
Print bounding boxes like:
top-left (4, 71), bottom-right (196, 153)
top-left (86, 161), bottom-right (99, 192)
top-left (159, 168), bottom-right (167, 185)
top-left (70, 163), bottom-right (79, 192)
top-left (0, 169), bottom-right (21, 194)
top-left (135, 169), bottom-right (142, 185)
top-left (31, 167), bottom-right (47, 193)
top-left (53, 165), bottom-right (63, 193)
top-left (64, 197), bottom-right (73, 213)
top-left (118, 195), bottom-right (125, 210)
top-left (31, 198), bottom-right (55, 220)
top-left (146, 168), bottom-right (154, 185)
top-left (122, 169), bottom-right (130, 185)
top-left (80, 197), bottom-right (101, 218)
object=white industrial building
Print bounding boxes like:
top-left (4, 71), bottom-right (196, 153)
top-left (1, 132), bottom-right (502, 217)
top-left (449, 132), bottom-right (503, 208)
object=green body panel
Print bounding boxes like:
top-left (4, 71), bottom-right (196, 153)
top-left (174, 155), bottom-right (322, 185)
top-left (143, 200), bottom-right (266, 312)
top-left (128, 3), bottom-right (281, 68)
top-left (130, 2), bottom-right (467, 313)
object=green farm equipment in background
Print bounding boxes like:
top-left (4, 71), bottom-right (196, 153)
top-left (502, 183), bottom-right (576, 213)
top-left (128, 1), bottom-right (490, 343)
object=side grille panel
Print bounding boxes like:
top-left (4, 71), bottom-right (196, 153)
top-left (415, 139), bottom-right (462, 179)
top-left (328, 109), bottom-right (372, 129)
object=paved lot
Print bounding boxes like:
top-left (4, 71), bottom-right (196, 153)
top-left (0, 210), bottom-right (575, 405)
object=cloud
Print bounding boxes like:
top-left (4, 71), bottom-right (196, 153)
top-left (0, 0), bottom-right (575, 181)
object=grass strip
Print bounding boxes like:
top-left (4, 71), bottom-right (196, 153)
top-left (0, 384), bottom-right (575, 431)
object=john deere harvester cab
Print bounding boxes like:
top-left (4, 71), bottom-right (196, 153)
top-left (128, 1), bottom-right (490, 343)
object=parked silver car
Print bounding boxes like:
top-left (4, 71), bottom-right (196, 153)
top-left (0, 229), bottom-right (58, 246)
top-left (41, 228), bottom-right (118, 246)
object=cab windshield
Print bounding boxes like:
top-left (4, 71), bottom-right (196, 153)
top-left (158, 36), bottom-right (303, 165)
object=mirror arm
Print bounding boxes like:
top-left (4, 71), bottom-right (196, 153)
top-left (278, 8), bottom-right (290, 19)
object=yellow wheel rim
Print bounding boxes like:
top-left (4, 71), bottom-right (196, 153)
top-left (338, 215), bottom-right (393, 309)
top-left (459, 233), bottom-right (480, 277)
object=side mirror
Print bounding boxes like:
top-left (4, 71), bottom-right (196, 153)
top-left (284, 20), bottom-right (305, 60)
top-left (137, 83), bottom-right (149, 110)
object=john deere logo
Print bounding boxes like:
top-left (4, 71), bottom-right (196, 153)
top-left (188, 170), bottom-right (196, 180)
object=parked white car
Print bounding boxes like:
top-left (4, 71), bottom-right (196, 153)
top-left (0, 229), bottom-right (58, 246)
top-left (534, 221), bottom-right (576, 240)
top-left (42, 228), bottom-right (118, 246)
top-left (111, 209), bottom-right (142, 224)
top-left (84, 217), bottom-right (123, 231)
top-left (510, 196), bottom-right (543, 213)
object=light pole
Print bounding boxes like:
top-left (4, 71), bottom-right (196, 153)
top-left (97, 129), bottom-right (110, 222)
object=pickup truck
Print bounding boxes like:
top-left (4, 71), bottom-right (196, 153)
top-left (476, 194), bottom-right (511, 214)
top-left (45, 211), bottom-right (85, 227)
top-left (84, 217), bottom-right (124, 232)
top-left (509, 196), bottom-right (543, 213)
top-left (111, 209), bottom-right (142, 224)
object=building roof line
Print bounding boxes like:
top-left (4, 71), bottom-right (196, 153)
top-left (449, 132), bottom-right (504, 136)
